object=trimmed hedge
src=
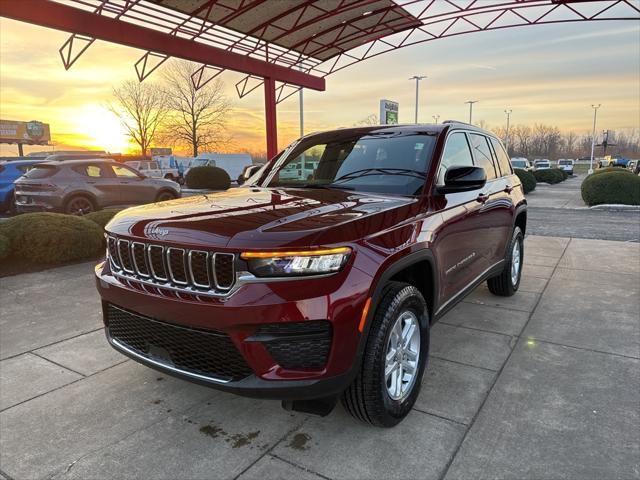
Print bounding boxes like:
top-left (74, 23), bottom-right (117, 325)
top-left (0, 233), bottom-right (9, 260)
top-left (84, 208), bottom-right (122, 229)
top-left (581, 171), bottom-right (640, 206)
top-left (514, 168), bottom-right (536, 194)
top-left (534, 169), bottom-right (565, 184)
top-left (1, 213), bottom-right (104, 264)
top-left (594, 167), bottom-right (633, 175)
top-left (185, 166), bottom-right (231, 190)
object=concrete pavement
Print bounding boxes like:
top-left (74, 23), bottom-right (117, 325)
top-left (1, 235), bottom-right (638, 479)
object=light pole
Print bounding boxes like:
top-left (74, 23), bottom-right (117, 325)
top-left (409, 75), bottom-right (427, 123)
top-left (589, 104), bottom-right (601, 174)
top-left (465, 100), bottom-right (478, 124)
top-left (432, 114), bottom-right (440, 124)
top-left (504, 109), bottom-right (512, 153)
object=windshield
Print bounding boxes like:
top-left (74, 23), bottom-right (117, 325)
top-left (264, 131), bottom-right (437, 196)
top-left (559, 160), bottom-right (572, 165)
top-left (193, 158), bottom-right (212, 167)
top-left (511, 160), bottom-right (526, 168)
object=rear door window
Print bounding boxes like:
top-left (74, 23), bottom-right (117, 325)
top-left (437, 132), bottom-right (474, 185)
top-left (73, 164), bottom-right (109, 177)
top-left (469, 134), bottom-right (497, 180)
top-left (489, 137), bottom-right (512, 176)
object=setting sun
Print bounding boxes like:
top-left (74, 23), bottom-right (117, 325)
top-left (70, 104), bottom-right (135, 154)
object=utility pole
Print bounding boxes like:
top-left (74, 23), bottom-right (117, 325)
top-left (465, 100), bottom-right (478, 124)
top-left (432, 114), bottom-right (440, 124)
top-left (409, 75), bottom-right (427, 123)
top-left (589, 104), bottom-right (601, 174)
top-left (504, 109), bottom-right (512, 153)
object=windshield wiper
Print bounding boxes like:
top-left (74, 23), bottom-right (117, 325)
top-left (332, 168), bottom-right (426, 184)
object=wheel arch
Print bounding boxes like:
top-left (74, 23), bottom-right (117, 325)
top-left (63, 190), bottom-right (98, 210)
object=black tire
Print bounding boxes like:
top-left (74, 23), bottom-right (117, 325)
top-left (155, 190), bottom-right (178, 202)
top-left (341, 282), bottom-right (429, 427)
top-left (64, 194), bottom-right (96, 215)
top-left (487, 226), bottom-right (524, 296)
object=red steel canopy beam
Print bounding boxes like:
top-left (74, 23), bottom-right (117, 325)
top-left (0, 0), bottom-right (325, 91)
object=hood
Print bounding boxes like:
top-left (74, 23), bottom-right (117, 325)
top-left (106, 186), bottom-right (419, 249)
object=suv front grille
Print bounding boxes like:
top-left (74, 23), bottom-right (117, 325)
top-left (254, 321), bottom-right (332, 370)
top-left (106, 303), bottom-right (252, 382)
top-left (107, 235), bottom-right (236, 295)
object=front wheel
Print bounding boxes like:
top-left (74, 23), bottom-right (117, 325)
top-left (342, 282), bottom-right (429, 427)
top-left (487, 226), bottom-right (524, 296)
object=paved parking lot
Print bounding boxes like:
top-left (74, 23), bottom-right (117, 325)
top-left (1, 235), bottom-right (638, 480)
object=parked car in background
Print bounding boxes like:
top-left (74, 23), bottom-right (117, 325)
top-left (188, 153), bottom-right (252, 183)
top-left (533, 159), bottom-right (551, 170)
top-left (152, 155), bottom-right (194, 182)
top-left (556, 159), bottom-right (574, 175)
top-left (96, 122), bottom-right (527, 427)
top-left (0, 159), bottom-right (43, 212)
top-left (125, 160), bottom-right (163, 179)
top-left (14, 159), bottom-right (180, 215)
top-left (510, 158), bottom-right (532, 171)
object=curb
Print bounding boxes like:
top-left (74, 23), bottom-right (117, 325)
top-left (589, 204), bottom-right (640, 212)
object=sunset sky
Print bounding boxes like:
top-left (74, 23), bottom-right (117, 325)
top-left (0, 13), bottom-right (638, 156)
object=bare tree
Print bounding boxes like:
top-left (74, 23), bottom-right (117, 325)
top-left (160, 60), bottom-right (231, 157)
top-left (108, 80), bottom-right (167, 156)
top-left (353, 114), bottom-right (379, 126)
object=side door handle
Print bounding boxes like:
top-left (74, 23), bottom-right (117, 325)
top-left (504, 184), bottom-right (513, 193)
top-left (476, 193), bottom-right (490, 203)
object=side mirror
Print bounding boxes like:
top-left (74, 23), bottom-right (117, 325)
top-left (437, 166), bottom-right (486, 194)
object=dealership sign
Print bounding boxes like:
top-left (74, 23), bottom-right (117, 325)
top-left (379, 99), bottom-right (399, 125)
top-left (0, 119), bottom-right (51, 145)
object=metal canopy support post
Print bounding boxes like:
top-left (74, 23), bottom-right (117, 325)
top-left (264, 77), bottom-right (278, 160)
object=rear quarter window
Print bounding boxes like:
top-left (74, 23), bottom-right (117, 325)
top-left (24, 165), bottom-right (57, 179)
top-left (490, 137), bottom-right (512, 176)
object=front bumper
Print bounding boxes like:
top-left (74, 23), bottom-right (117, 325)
top-left (96, 261), bottom-right (372, 400)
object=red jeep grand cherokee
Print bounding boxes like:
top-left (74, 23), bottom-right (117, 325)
top-left (96, 122), bottom-right (526, 427)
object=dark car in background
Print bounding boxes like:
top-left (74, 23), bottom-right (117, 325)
top-left (14, 159), bottom-right (180, 214)
top-left (0, 159), bottom-right (44, 212)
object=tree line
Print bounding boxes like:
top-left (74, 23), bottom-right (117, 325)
top-left (109, 60), bottom-right (231, 157)
top-left (489, 123), bottom-right (639, 160)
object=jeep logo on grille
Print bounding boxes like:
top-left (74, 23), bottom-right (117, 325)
top-left (149, 227), bottom-right (169, 237)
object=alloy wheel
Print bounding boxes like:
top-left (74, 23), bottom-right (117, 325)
top-left (384, 310), bottom-right (421, 401)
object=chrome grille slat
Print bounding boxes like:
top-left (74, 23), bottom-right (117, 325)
top-left (188, 250), bottom-right (211, 288)
top-left (131, 242), bottom-right (150, 278)
top-left (108, 236), bottom-right (236, 295)
top-left (148, 245), bottom-right (167, 281)
top-left (167, 247), bottom-right (188, 285)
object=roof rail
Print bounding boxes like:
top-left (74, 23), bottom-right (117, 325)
top-left (442, 119), bottom-right (474, 126)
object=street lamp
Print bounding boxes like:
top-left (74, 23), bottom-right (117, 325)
top-left (504, 109), bottom-right (512, 153)
top-left (465, 100), bottom-right (478, 124)
top-left (409, 75), bottom-right (427, 123)
top-left (433, 114), bottom-right (440, 124)
top-left (589, 104), bottom-right (601, 174)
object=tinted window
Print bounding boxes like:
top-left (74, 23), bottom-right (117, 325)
top-left (113, 165), bottom-right (139, 178)
top-left (469, 134), bottom-right (497, 180)
top-left (437, 132), bottom-right (474, 185)
top-left (24, 165), bottom-right (57, 179)
top-left (266, 132), bottom-right (436, 196)
top-left (490, 137), bottom-right (512, 176)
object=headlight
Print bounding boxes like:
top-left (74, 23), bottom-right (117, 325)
top-left (240, 247), bottom-right (351, 277)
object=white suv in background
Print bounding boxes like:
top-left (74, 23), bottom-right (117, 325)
top-left (534, 159), bottom-right (551, 170)
top-left (556, 159), bottom-right (574, 175)
top-left (510, 158), bottom-right (533, 171)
